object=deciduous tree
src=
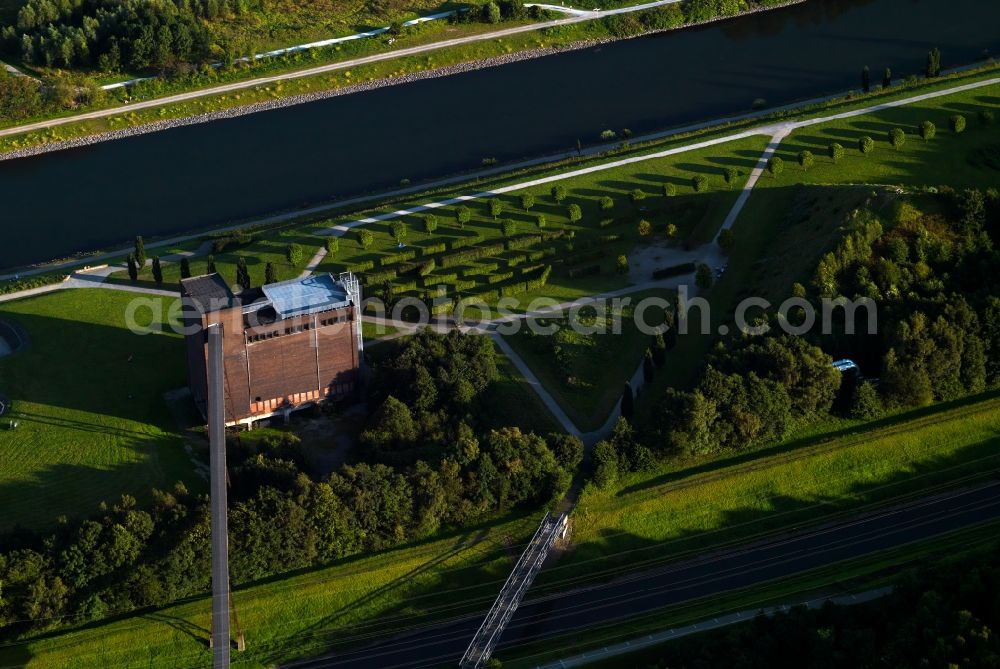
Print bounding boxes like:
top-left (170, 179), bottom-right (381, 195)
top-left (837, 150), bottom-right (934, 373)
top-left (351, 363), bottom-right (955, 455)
top-left (236, 256), bottom-right (251, 291)
top-left (723, 167), bottom-right (739, 187)
top-left (391, 221), bottom-right (407, 245)
top-left (695, 263), bottom-right (713, 288)
top-left (828, 143), bottom-right (845, 163)
top-left (126, 254), bottom-right (138, 281)
top-left (567, 203), bottom-right (582, 223)
top-left (133, 235), bottom-right (146, 269)
top-left (616, 254), bottom-right (629, 274)
top-left (889, 127), bottom-right (906, 150)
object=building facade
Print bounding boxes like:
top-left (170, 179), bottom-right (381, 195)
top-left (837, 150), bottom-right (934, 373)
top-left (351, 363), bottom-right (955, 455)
top-left (180, 272), bottom-right (363, 426)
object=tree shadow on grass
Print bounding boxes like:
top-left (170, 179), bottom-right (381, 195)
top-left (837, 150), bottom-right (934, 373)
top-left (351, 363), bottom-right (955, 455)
top-left (704, 154), bottom-right (759, 169)
top-left (243, 515), bottom-right (538, 666)
top-left (633, 172), bottom-right (670, 185)
top-left (142, 612), bottom-right (210, 646)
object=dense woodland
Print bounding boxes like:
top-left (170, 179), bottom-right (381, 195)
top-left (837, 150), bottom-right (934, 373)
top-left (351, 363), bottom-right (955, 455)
top-left (592, 187), bottom-right (1000, 483)
top-left (631, 546), bottom-right (1000, 668)
top-left (0, 330), bottom-right (581, 636)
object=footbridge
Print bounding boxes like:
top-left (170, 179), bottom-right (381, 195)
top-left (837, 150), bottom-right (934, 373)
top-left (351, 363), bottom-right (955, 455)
top-left (459, 512), bottom-right (568, 668)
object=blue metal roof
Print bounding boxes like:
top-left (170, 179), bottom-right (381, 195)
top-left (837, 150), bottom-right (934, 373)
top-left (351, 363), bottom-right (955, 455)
top-left (260, 274), bottom-right (351, 319)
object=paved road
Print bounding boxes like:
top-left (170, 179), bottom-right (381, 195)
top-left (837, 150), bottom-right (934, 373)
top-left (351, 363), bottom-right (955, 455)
top-left (283, 481), bottom-right (1000, 669)
top-left (0, 0), bottom-right (682, 141)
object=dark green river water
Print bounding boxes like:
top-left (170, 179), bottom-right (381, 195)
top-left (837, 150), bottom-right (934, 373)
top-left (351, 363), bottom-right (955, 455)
top-left (2, 0), bottom-right (998, 270)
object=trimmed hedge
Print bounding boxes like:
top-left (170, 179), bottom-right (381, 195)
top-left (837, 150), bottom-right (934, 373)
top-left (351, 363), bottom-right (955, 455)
top-left (379, 250), bottom-right (417, 267)
top-left (347, 260), bottom-right (374, 273)
top-left (418, 260), bottom-right (436, 277)
top-left (422, 243), bottom-right (447, 256)
top-left (363, 269), bottom-right (398, 285)
top-left (389, 280), bottom-right (418, 296)
top-left (506, 234), bottom-right (542, 251)
top-left (448, 235), bottom-right (484, 251)
top-left (487, 272), bottom-right (515, 285)
top-left (439, 242), bottom-right (505, 268)
top-left (651, 262), bottom-right (696, 279)
top-left (507, 254), bottom-right (527, 268)
top-left (568, 264), bottom-right (601, 279)
top-left (430, 300), bottom-right (454, 315)
top-left (459, 263), bottom-right (499, 278)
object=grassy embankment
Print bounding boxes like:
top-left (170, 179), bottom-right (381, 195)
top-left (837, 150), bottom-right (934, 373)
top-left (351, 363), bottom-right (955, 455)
top-left (0, 289), bottom-right (197, 531)
top-left (636, 78), bottom-right (1000, 405)
top-left (0, 286), bottom-right (559, 533)
top-left (501, 288), bottom-right (670, 431)
top-left (113, 134), bottom-right (767, 316)
top-left (3, 389), bottom-right (996, 668)
top-left (503, 519), bottom-right (1000, 668)
top-left (0, 0), bottom-right (671, 151)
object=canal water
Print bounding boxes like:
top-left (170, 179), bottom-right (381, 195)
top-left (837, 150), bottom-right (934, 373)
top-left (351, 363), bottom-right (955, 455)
top-left (2, 0), bottom-right (998, 269)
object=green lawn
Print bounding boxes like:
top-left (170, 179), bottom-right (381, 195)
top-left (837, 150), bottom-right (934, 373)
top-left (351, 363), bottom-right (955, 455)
top-left (108, 229), bottom-right (322, 290)
top-left (105, 134), bottom-right (764, 313)
top-left (7, 393), bottom-right (997, 669)
top-left (773, 82), bottom-right (1000, 190)
top-left (0, 513), bottom-right (538, 669)
top-left (481, 340), bottom-right (564, 435)
top-left (502, 288), bottom-right (670, 432)
top-left (312, 134), bottom-right (766, 303)
top-left (0, 289), bottom-right (197, 531)
top-left (561, 393), bottom-right (1000, 579)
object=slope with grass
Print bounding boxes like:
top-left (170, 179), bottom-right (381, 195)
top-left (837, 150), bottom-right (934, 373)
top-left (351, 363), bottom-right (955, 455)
top-left (501, 287), bottom-right (669, 431)
top-left (0, 289), bottom-right (197, 531)
top-left (0, 514), bottom-right (538, 669)
top-left (566, 393), bottom-right (1000, 574)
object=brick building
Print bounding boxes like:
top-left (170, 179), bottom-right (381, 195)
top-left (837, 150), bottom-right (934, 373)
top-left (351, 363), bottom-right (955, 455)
top-left (180, 272), bottom-right (363, 426)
